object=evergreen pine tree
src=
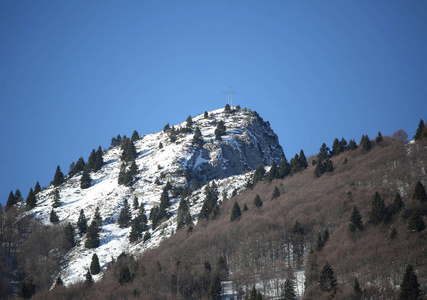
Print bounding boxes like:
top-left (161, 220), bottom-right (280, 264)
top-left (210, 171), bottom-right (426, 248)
top-left (319, 262), bottom-right (337, 292)
top-left (224, 103), bottom-right (231, 113)
top-left (53, 165), bottom-right (64, 186)
top-left (52, 188), bottom-right (61, 208)
top-left (186, 115), bottom-right (193, 127)
top-left (87, 149), bottom-right (96, 170)
top-left (14, 189), bottom-right (22, 204)
top-left (392, 192), bottom-right (404, 215)
top-left (55, 276), bottom-right (64, 287)
top-left (18, 279), bottom-right (36, 299)
top-left (399, 264), bottom-right (421, 300)
top-left (265, 161), bottom-right (278, 182)
top-left (120, 138), bottom-right (135, 162)
top-left (90, 253), bottom-right (100, 275)
top-left (214, 120), bottom-right (226, 141)
top-left (331, 138), bottom-right (341, 157)
top-left (243, 203), bottom-right (248, 212)
top-left (150, 206), bottom-right (160, 230)
top-left (118, 266), bottom-right (133, 285)
top-left (118, 198), bottom-right (132, 228)
top-left (80, 165), bottom-right (92, 189)
top-left (64, 222), bottom-right (76, 247)
top-left (412, 181), bottom-right (427, 203)
top-left (77, 209), bottom-right (88, 236)
top-left (253, 194), bottom-right (263, 208)
top-left (133, 197), bottom-right (139, 210)
top-left (249, 285), bottom-right (258, 300)
top-left (272, 186), bottom-right (280, 200)
top-left (93, 206), bottom-right (102, 226)
top-left (299, 150), bottom-right (308, 169)
top-left (414, 119), bottom-right (426, 141)
top-left (230, 201), bottom-right (242, 222)
top-left (360, 135), bottom-right (372, 152)
top-left (69, 157), bottom-right (86, 176)
top-left (279, 155), bottom-right (291, 178)
top-left (340, 137), bottom-right (348, 152)
top-left (290, 153), bottom-right (302, 175)
top-left (176, 197), bottom-right (192, 230)
top-left (369, 191), bottom-right (388, 224)
top-left (163, 123), bottom-right (170, 132)
top-left (6, 190), bottom-right (16, 211)
top-left (85, 220), bottom-right (100, 248)
top-left (93, 146), bottom-right (104, 172)
top-left (408, 208), bottom-right (426, 232)
top-left (159, 188), bottom-right (170, 219)
top-left (50, 209), bottom-right (59, 223)
top-left (118, 163), bottom-right (126, 185)
top-left (204, 111), bottom-right (209, 118)
top-left (34, 181), bottom-right (41, 195)
top-left (281, 278), bottom-right (297, 300)
top-left (131, 130), bottom-right (139, 142)
top-left (193, 126), bottom-right (203, 146)
top-left (253, 164), bottom-right (265, 185)
top-left (376, 131), bottom-right (383, 143)
top-left (349, 206), bottom-right (364, 233)
top-left (129, 160), bottom-right (138, 177)
top-left (348, 139), bottom-right (357, 150)
top-left (389, 227), bottom-right (398, 240)
top-left (199, 183), bottom-right (219, 220)
top-left (352, 279), bottom-right (362, 300)
top-left (25, 188), bottom-right (36, 208)
top-left (318, 143), bottom-right (330, 161)
top-left (85, 270), bottom-right (93, 285)
top-left (211, 203), bottom-right (220, 220)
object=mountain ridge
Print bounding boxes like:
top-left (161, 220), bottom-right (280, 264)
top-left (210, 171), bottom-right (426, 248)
top-left (27, 106), bottom-right (284, 287)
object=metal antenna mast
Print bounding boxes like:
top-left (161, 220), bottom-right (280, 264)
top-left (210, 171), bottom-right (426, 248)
top-left (223, 86), bottom-right (236, 107)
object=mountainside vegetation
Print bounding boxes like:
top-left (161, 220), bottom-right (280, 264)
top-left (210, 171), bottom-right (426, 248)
top-left (2, 113), bottom-right (427, 299)
top-left (31, 125), bottom-right (427, 299)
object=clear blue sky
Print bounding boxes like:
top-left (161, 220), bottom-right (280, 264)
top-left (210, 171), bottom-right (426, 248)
top-left (1, 1), bottom-right (426, 205)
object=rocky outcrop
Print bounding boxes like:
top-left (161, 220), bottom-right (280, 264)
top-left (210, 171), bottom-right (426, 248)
top-left (187, 109), bottom-right (284, 183)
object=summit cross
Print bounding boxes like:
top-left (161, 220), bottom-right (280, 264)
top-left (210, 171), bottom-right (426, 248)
top-left (223, 87), bottom-right (236, 107)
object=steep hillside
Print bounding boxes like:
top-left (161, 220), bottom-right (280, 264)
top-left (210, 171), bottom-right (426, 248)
top-left (24, 107), bottom-right (283, 288)
top-left (34, 137), bottom-right (427, 299)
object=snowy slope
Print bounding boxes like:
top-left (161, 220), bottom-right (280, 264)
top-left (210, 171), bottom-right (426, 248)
top-left (29, 107), bottom-right (283, 287)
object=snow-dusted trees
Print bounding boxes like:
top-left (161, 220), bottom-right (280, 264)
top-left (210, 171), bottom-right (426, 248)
top-left (25, 188), bottom-right (36, 209)
top-left (53, 165), bottom-right (64, 187)
top-left (118, 198), bottom-right (132, 228)
top-left (129, 204), bottom-right (148, 243)
top-left (214, 120), bottom-right (226, 141)
top-left (85, 220), bottom-right (100, 248)
top-left (90, 253), bottom-right (100, 275)
top-left (77, 209), bottom-right (88, 236)
top-left (80, 165), bottom-right (92, 189)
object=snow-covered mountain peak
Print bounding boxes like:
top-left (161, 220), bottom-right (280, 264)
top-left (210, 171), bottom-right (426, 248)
top-left (29, 107), bottom-right (284, 286)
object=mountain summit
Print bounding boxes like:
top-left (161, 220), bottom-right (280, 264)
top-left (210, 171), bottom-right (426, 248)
top-left (29, 106), bottom-right (284, 285)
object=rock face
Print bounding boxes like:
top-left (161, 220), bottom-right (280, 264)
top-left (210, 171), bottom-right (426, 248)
top-left (186, 109), bottom-right (283, 183)
top-left (29, 106), bottom-right (284, 286)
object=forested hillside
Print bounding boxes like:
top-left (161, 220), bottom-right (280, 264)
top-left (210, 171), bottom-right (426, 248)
top-left (30, 123), bottom-right (427, 299)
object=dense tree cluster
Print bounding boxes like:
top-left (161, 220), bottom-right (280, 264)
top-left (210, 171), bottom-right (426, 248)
top-left (214, 120), bottom-right (226, 141)
top-left (176, 196), bottom-right (192, 230)
top-left (111, 134), bottom-right (122, 147)
top-left (199, 182), bottom-right (220, 221)
top-left (118, 198), bottom-right (132, 228)
top-left (129, 204), bottom-right (148, 243)
top-left (314, 143), bottom-right (334, 178)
